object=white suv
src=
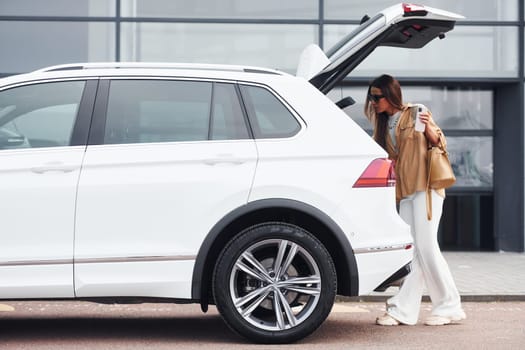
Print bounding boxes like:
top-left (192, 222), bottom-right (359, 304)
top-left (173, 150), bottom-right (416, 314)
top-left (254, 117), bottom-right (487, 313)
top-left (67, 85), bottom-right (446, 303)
top-left (0, 3), bottom-right (461, 344)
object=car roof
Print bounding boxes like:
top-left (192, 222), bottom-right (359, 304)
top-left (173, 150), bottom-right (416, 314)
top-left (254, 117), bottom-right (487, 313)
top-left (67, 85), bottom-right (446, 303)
top-left (0, 62), bottom-right (292, 89)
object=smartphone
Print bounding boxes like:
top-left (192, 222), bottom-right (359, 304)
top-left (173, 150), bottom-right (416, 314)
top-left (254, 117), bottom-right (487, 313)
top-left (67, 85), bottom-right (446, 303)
top-left (415, 104), bottom-right (427, 132)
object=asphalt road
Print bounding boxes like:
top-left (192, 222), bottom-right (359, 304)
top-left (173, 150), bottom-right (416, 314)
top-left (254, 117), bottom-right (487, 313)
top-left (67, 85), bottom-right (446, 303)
top-left (0, 300), bottom-right (523, 349)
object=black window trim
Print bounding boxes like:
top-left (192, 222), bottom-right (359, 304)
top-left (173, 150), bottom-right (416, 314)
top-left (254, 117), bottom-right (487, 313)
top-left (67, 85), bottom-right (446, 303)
top-left (234, 83), bottom-right (255, 139)
top-left (207, 82), bottom-right (215, 140)
top-left (71, 79), bottom-right (98, 146)
top-left (88, 78), bottom-right (110, 145)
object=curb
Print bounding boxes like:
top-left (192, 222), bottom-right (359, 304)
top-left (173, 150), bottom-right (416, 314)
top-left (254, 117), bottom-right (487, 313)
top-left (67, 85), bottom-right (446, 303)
top-left (336, 294), bottom-right (525, 303)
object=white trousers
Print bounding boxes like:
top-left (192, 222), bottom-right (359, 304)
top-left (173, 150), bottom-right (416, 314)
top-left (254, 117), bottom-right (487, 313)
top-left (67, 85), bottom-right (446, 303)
top-left (386, 190), bottom-right (465, 325)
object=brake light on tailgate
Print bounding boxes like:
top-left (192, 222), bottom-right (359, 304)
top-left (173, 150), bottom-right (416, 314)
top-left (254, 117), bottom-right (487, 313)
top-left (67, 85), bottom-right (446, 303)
top-left (353, 158), bottom-right (395, 188)
top-left (402, 3), bottom-right (428, 17)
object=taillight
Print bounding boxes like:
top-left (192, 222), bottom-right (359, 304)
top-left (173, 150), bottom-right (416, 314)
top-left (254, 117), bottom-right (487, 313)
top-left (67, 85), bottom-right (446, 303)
top-left (402, 3), bottom-right (428, 16)
top-left (353, 158), bottom-right (396, 188)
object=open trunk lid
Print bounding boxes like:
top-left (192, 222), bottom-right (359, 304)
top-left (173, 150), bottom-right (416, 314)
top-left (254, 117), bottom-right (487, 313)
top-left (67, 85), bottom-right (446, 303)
top-left (297, 3), bottom-right (464, 94)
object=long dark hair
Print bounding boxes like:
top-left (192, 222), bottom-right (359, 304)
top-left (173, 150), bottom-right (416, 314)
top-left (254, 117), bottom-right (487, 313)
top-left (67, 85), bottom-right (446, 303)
top-left (364, 74), bottom-right (404, 151)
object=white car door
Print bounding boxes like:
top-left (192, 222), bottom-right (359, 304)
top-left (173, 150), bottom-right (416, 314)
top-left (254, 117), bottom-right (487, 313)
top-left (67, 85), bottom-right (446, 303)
top-left (74, 79), bottom-right (257, 298)
top-left (0, 80), bottom-right (95, 298)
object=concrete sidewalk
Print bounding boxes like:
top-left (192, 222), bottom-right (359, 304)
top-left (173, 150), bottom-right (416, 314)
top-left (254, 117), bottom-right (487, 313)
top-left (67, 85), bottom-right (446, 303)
top-left (345, 251), bottom-right (525, 302)
top-left (443, 251), bottom-right (525, 300)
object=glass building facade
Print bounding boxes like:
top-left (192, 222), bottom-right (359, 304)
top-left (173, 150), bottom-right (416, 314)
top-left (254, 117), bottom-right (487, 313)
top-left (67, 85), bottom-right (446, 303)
top-left (0, 0), bottom-right (523, 252)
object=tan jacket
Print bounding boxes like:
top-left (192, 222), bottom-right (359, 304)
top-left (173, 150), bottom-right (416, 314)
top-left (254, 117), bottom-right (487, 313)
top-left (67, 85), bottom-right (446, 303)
top-left (387, 104), bottom-right (446, 202)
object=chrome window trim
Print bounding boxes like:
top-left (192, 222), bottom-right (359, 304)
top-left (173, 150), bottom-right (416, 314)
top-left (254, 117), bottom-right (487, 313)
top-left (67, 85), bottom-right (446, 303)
top-left (354, 244), bottom-right (412, 254)
top-left (99, 75), bottom-right (238, 83)
top-left (0, 255), bottom-right (196, 267)
top-left (0, 77), bottom-right (96, 92)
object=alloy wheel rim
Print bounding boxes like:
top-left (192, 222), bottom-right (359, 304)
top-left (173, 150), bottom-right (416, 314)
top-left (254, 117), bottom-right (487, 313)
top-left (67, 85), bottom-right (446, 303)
top-left (229, 238), bottom-right (322, 331)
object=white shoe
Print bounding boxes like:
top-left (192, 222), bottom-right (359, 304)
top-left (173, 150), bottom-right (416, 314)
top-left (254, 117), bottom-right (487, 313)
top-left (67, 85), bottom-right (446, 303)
top-left (424, 314), bottom-right (466, 326)
top-left (376, 314), bottom-right (401, 326)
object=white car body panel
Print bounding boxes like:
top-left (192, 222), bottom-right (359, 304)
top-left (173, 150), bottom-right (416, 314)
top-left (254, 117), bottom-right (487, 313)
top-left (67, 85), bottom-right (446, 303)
top-left (296, 43), bottom-right (331, 80)
top-left (0, 265), bottom-right (74, 298)
top-left (331, 188), bottom-right (412, 294)
top-left (250, 79), bottom-right (412, 294)
top-left (74, 140), bottom-right (257, 297)
top-left (75, 260), bottom-right (194, 298)
top-left (249, 79), bottom-right (382, 212)
top-left (0, 146), bottom-right (85, 298)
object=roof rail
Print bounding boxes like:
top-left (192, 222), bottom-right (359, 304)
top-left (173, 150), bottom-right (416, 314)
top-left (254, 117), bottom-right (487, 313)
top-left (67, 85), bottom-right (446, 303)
top-left (33, 62), bottom-right (283, 75)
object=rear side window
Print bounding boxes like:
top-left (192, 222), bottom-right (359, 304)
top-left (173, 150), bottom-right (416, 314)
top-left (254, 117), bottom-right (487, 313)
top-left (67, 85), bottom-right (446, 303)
top-left (0, 81), bottom-right (85, 150)
top-left (104, 80), bottom-right (249, 145)
top-left (240, 84), bottom-right (300, 139)
top-left (211, 83), bottom-right (250, 140)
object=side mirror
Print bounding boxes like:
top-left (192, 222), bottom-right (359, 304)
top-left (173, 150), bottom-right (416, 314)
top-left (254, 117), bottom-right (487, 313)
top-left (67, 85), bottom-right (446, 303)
top-left (335, 96), bottom-right (356, 109)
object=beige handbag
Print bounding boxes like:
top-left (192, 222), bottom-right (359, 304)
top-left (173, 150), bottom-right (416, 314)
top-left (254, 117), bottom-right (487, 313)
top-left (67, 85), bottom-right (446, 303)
top-left (426, 139), bottom-right (456, 220)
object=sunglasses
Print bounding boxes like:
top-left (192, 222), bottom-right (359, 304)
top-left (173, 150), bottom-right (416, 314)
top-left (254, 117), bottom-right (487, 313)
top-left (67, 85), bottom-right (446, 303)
top-left (368, 93), bottom-right (385, 103)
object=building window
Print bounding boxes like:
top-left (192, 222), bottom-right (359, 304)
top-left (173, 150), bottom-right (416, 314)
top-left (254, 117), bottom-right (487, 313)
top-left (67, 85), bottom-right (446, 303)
top-left (120, 23), bottom-right (317, 73)
top-left (0, 0), bottom-right (116, 17)
top-left (324, 0), bottom-right (519, 21)
top-left (121, 0), bottom-right (318, 19)
top-left (0, 21), bottom-right (115, 73)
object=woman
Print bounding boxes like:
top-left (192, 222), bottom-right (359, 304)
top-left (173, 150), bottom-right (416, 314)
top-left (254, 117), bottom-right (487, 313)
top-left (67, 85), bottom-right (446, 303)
top-left (365, 74), bottom-right (466, 326)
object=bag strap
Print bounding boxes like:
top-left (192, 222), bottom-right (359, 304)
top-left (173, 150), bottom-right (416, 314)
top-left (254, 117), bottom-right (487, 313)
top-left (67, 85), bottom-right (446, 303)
top-left (425, 139), bottom-right (447, 221)
top-left (426, 148), bottom-right (433, 221)
top-left (425, 136), bottom-right (444, 221)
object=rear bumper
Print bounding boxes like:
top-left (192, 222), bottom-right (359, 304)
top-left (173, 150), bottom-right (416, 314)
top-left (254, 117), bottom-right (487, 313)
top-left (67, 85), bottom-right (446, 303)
top-left (374, 262), bottom-right (411, 292)
top-left (354, 246), bottom-right (413, 295)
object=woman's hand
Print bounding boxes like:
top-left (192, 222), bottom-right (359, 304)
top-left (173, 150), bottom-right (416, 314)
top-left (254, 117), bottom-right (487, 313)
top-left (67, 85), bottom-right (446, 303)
top-left (418, 111), bottom-right (440, 145)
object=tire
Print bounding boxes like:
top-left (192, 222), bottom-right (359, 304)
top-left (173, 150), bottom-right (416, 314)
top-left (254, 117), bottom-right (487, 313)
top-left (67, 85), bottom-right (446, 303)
top-left (213, 222), bottom-right (337, 343)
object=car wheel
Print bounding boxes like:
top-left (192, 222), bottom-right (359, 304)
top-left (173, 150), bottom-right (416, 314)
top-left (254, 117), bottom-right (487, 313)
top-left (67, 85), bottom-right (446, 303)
top-left (213, 222), bottom-right (336, 343)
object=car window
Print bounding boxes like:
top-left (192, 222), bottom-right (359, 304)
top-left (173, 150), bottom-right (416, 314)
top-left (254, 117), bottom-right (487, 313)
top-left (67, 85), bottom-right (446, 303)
top-left (211, 83), bottom-right (250, 140)
top-left (239, 84), bottom-right (300, 139)
top-left (105, 80), bottom-right (211, 144)
top-left (104, 80), bottom-right (249, 144)
top-left (0, 81), bottom-right (85, 150)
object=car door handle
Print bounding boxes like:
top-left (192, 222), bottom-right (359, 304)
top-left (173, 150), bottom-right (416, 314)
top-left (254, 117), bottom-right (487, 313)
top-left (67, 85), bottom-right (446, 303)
top-left (31, 162), bottom-right (77, 174)
top-left (202, 154), bottom-right (246, 166)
